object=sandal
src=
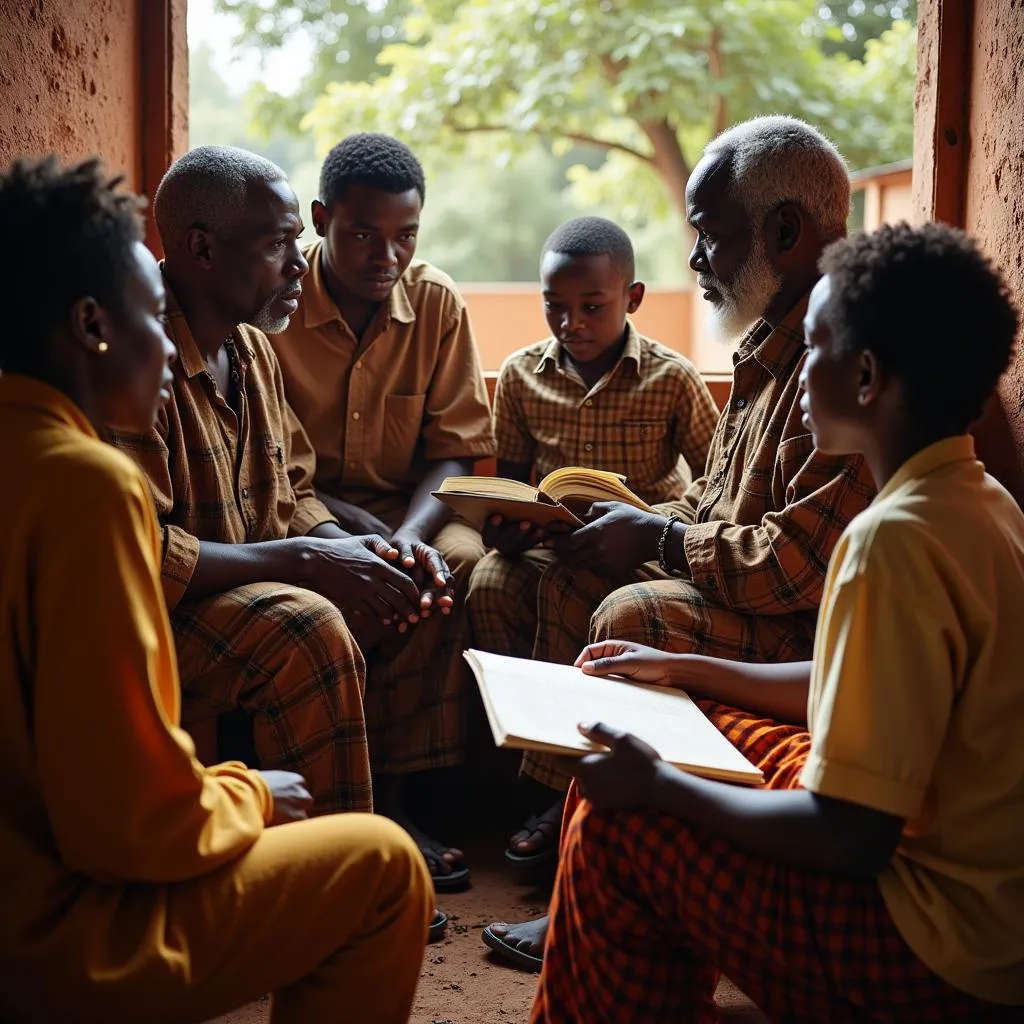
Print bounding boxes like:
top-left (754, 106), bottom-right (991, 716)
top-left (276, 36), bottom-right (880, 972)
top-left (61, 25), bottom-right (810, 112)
top-left (481, 924), bottom-right (543, 972)
top-left (428, 909), bottom-right (448, 944)
top-left (504, 810), bottom-right (560, 867)
top-left (431, 862), bottom-right (471, 893)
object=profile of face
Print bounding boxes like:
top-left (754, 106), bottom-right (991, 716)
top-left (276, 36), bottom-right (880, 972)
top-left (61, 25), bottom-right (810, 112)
top-left (686, 154), bottom-right (783, 342)
top-left (86, 241), bottom-right (176, 432)
top-left (197, 178), bottom-right (309, 334)
top-left (798, 275), bottom-right (868, 454)
top-left (540, 251), bottom-right (644, 366)
top-left (312, 183), bottom-right (422, 304)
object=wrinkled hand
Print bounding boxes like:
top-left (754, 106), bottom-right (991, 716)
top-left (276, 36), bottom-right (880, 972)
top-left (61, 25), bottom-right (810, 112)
top-left (574, 722), bottom-right (663, 811)
top-left (575, 640), bottom-right (677, 688)
top-left (259, 769), bottom-right (313, 825)
top-left (547, 502), bottom-right (665, 573)
top-left (482, 514), bottom-right (546, 556)
top-left (294, 534), bottom-right (421, 628)
top-left (390, 530), bottom-right (455, 619)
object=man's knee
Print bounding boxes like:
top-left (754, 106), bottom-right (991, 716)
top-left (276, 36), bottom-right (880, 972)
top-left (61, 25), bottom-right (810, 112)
top-left (591, 581), bottom-right (704, 652)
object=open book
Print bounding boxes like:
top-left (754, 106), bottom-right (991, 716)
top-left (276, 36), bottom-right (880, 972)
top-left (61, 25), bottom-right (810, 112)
top-left (464, 649), bottom-right (763, 785)
top-left (433, 466), bottom-right (653, 529)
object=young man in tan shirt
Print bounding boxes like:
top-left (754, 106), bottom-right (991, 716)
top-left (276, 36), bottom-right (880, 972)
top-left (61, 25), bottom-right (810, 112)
top-left (270, 133), bottom-right (496, 890)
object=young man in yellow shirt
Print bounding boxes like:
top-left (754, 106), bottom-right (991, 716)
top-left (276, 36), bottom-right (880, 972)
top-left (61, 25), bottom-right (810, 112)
top-left (270, 133), bottom-right (496, 889)
top-left (0, 156), bottom-right (430, 1024)
top-left (530, 222), bottom-right (1024, 1021)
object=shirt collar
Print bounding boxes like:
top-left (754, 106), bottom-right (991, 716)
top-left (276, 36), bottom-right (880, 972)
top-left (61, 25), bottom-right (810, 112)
top-left (534, 320), bottom-right (644, 376)
top-left (0, 373), bottom-right (98, 438)
top-left (874, 435), bottom-right (978, 504)
top-left (303, 240), bottom-right (417, 331)
top-left (162, 275), bottom-right (255, 379)
top-left (732, 293), bottom-right (810, 380)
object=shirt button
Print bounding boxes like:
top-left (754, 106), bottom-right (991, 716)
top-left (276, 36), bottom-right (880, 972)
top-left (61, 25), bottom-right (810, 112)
top-left (241, 487), bottom-right (250, 499)
top-left (352, 411), bottom-right (360, 421)
top-left (584, 398), bottom-right (594, 407)
top-left (735, 397), bottom-right (747, 410)
top-left (584, 442), bottom-right (594, 452)
top-left (355, 361), bottom-right (363, 370)
top-left (348, 460), bottom-right (357, 469)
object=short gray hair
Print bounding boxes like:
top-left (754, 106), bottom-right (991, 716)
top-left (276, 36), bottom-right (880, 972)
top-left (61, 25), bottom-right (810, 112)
top-left (154, 145), bottom-right (285, 250)
top-left (704, 116), bottom-right (850, 242)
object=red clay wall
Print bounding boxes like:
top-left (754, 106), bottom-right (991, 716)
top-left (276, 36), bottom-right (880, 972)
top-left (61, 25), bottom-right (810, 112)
top-left (963, 0), bottom-right (1024, 500)
top-left (0, 0), bottom-right (141, 186)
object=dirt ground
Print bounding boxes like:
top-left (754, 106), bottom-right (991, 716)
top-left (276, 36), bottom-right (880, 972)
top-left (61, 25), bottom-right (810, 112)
top-left (205, 832), bottom-right (766, 1024)
top-left (205, 738), bottom-right (767, 1024)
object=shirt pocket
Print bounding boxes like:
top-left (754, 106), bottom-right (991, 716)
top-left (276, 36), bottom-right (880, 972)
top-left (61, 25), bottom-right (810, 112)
top-left (616, 420), bottom-right (670, 480)
top-left (262, 435), bottom-right (296, 530)
top-left (382, 393), bottom-right (427, 480)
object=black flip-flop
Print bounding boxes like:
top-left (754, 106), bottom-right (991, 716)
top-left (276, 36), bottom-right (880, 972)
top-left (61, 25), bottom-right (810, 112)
top-left (504, 813), bottom-right (559, 867)
top-left (431, 862), bottom-right (471, 892)
top-left (481, 924), bottom-right (543, 972)
top-left (428, 909), bottom-right (448, 944)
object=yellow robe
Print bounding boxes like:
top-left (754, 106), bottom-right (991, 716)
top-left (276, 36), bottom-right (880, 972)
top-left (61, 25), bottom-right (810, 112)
top-left (0, 374), bottom-right (430, 1023)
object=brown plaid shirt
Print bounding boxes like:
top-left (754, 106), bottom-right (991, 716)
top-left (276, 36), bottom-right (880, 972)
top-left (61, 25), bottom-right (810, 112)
top-left (661, 296), bottom-right (876, 615)
top-left (111, 288), bottom-right (336, 612)
top-left (494, 323), bottom-right (720, 505)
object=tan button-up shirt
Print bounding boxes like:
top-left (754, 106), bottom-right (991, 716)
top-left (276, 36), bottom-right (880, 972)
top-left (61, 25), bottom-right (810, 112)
top-left (494, 323), bottom-right (719, 505)
top-left (269, 243), bottom-right (496, 500)
top-left (111, 288), bottom-right (335, 612)
top-left (661, 296), bottom-right (876, 616)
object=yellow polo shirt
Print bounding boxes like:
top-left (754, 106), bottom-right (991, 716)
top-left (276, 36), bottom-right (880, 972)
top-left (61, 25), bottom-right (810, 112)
top-left (801, 435), bottom-right (1024, 1005)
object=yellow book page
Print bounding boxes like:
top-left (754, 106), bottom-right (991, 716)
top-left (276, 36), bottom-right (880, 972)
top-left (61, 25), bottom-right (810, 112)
top-left (538, 466), bottom-right (653, 512)
top-left (464, 649), bottom-right (762, 785)
top-left (435, 475), bottom-right (541, 501)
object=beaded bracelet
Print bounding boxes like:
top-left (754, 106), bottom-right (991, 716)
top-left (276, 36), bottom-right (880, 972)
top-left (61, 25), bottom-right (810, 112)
top-left (657, 514), bottom-right (683, 575)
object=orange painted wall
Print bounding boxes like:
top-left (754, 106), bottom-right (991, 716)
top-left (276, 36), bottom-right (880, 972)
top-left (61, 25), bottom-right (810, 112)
top-left (460, 284), bottom-right (698, 371)
top-left (0, 0), bottom-right (141, 186)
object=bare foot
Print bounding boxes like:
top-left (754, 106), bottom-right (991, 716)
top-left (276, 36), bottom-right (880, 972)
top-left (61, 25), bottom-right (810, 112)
top-left (508, 796), bottom-right (564, 857)
top-left (402, 819), bottom-right (466, 878)
top-left (488, 916), bottom-right (549, 958)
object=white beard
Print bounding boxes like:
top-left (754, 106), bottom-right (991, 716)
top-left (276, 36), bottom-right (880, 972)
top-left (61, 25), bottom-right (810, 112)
top-left (702, 237), bottom-right (783, 344)
top-left (251, 304), bottom-right (291, 335)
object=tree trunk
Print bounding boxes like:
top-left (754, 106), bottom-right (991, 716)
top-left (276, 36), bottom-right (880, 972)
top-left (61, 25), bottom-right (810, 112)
top-left (637, 116), bottom-right (695, 252)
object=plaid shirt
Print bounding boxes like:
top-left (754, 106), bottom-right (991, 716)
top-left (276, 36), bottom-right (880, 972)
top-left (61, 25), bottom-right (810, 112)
top-left (662, 296), bottom-right (876, 615)
top-left (494, 323), bottom-right (720, 505)
top-left (111, 288), bottom-right (336, 612)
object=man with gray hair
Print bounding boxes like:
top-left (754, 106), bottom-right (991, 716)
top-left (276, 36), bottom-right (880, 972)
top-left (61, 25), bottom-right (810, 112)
top-left (483, 116), bottom-right (877, 970)
top-left (111, 146), bottom-right (424, 828)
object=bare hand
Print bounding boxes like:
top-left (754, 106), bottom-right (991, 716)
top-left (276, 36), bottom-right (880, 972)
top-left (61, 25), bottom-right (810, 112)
top-left (574, 722), bottom-right (663, 810)
top-left (575, 640), bottom-right (678, 688)
top-left (259, 769), bottom-right (313, 825)
top-left (482, 514), bottom-right (545, 556)
top-left (390, 530), bottom-right (455, 619)
top-left (293, 534), bottom-right (422, 627)
top-left (547, 502), bottom-right (665, 573)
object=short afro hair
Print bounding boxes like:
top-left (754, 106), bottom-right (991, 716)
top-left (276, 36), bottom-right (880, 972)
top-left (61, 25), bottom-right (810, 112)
top-left (820, 222), bottom-right (1019, 432)
top-left (541, 216), bottom-right (636, 280)
top-left (154, 145), bottom-right (286, 250)
top-left (319, 133), bottom-right (425, 206)
top-left (0, 155), bottom-right (145, 373)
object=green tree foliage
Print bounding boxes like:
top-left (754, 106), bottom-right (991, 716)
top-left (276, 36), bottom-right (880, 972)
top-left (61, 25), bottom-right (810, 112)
top-left (296, 0), bottom-right (915, 227)
top-left (820, 0), bottom-right (917, 59)
top-left (212, 0), bottom-right (409, 134)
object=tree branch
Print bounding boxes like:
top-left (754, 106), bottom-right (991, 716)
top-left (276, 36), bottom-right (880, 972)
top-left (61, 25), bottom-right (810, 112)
top-left (445, 120), bottom-right (655, 165)
top-left (707, 26), bottom-right (727, 137)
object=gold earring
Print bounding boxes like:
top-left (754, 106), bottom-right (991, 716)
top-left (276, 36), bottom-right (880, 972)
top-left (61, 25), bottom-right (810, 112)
top-left (97, 341), bottom-right (109, 354)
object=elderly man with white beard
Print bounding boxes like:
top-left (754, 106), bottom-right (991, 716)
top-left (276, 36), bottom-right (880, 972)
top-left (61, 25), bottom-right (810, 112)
top-left (483, 115), bottom-right (879, 971)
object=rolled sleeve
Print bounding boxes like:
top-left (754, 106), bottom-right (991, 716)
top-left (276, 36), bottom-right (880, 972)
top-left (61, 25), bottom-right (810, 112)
top-left (160, 525), bottom-right (201, 612)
